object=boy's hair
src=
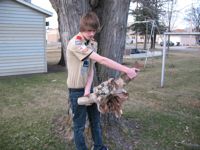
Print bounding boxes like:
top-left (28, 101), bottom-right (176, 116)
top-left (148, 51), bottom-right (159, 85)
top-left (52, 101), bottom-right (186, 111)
top-left (80, 12), bottom-right (100, 32)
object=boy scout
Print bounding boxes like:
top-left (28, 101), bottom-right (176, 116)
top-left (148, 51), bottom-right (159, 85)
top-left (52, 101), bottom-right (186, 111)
top-left (67, 12), bottom-right (139, 150)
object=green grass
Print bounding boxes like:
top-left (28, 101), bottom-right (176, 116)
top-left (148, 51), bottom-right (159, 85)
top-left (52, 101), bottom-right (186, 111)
top-left (0, 72), bottom-right (69, 150)
top-left (0, 50), bottom-right (200, 150)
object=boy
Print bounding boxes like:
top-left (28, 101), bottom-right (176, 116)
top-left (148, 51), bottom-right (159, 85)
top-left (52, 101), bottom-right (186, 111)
top-left (67, 12), bottom-right (139, 150)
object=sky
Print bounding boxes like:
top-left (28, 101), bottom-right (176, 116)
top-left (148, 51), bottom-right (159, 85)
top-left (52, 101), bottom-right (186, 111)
top-left (172, 0), bottom-right (199, 29)
top-left (31, 0), bottom-right (199, 30)
top-left (31, 0), bottom-right (58, 28)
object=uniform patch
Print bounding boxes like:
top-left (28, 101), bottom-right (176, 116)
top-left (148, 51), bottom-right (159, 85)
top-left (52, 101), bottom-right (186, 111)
top-left (76, 36), bottom-right (82, 40)
top-left (75, 36), bottom-right (82, 45)
top-left (75, 40), bottom-right (82, 45)
top-left (83, 59), bottom-right (89, 67)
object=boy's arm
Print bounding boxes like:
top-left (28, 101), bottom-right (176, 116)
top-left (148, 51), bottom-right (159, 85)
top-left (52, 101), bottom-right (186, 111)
top-left (84, 67), bottom-right (94, 96)
top-left (89, 52), bottom-right (139, 79)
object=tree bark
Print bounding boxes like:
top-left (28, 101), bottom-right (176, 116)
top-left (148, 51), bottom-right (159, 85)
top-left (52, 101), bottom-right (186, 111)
top-left (94, 0), bottom-right (130, 82)
top-left (92, 1), bottom-right (131, 135)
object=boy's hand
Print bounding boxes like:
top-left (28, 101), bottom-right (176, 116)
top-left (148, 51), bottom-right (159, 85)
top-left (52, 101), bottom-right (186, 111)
top-left (126, 67), bottom-right (140, 79)
top-left (84, 89), bottom-right (90, 96)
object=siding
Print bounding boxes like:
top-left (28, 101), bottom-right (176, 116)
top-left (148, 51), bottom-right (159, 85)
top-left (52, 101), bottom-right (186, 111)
top-left (0, 0), bottom-right (47, 76)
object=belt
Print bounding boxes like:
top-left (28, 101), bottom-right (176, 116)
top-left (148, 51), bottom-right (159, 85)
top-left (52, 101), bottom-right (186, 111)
top-left (68, 88), bottom-right (84, 92)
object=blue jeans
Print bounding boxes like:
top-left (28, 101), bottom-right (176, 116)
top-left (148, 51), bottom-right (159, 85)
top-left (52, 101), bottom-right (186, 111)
top-left (69, 88), bottom-right (103, 150)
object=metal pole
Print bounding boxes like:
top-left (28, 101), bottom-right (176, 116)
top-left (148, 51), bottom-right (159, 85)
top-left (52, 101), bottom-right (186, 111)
top-left (161, 34), bottom-right (167, 87)
top-left (144, 20), bottom-right (154, 68)
top-left (160, 32), bottom-right (200, 88)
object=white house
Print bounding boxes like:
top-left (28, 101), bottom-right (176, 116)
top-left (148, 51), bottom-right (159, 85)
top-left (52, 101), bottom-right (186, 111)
top-left (157, 29), bottom-right (197, 46)
top-left (0, 0), bottom-right (52, 76)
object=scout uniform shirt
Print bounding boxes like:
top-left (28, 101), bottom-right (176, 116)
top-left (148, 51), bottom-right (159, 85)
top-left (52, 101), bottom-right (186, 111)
top-left (66, 34), bottom-right (97, 88)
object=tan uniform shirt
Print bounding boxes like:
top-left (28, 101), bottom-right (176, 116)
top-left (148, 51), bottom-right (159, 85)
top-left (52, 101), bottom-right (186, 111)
top-left (66, 34), bottom-right (97, 88)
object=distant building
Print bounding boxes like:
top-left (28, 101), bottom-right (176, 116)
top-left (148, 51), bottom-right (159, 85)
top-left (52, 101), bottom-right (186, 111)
top-left (127, 21), bottom-right (198, 46)
top-left (0, 0), bottom-right (52, 76)
top-left (47, 28), bottom-right (60, 43)
top-left (157, 29), bottom-right (197, 46)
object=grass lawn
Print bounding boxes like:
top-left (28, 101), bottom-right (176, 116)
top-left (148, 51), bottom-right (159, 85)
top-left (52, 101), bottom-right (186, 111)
top-left (0, 50), bottom-right (200, 150)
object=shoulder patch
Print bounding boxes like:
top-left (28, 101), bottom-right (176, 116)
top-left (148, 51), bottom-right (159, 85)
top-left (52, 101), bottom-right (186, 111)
top-left (75, 40), bottom-right (82, 45)
top-left (76, 36), bottom-right (82, 40)
top-left (75, 36), bottom-right (82, 45)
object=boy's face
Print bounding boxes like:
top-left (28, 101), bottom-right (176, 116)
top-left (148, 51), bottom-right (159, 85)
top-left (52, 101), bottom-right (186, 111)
top-left (82, 30), bottom-right (96, 40)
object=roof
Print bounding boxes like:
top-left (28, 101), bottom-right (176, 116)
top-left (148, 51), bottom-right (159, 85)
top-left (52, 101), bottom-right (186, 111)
top-left (15, 0), bottom-right (53, 17)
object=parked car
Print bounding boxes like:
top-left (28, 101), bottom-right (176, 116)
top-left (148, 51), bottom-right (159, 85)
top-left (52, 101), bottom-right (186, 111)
top-left (160, 41), bottom-right (174, 46)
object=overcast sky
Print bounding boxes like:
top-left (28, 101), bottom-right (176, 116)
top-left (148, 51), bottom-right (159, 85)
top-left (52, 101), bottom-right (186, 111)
top-left (32, 0), bottom-right (198, 29)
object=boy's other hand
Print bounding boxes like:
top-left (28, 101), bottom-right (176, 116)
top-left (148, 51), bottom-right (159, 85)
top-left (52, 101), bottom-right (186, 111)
top-left (84, 89), bottom-right (90, 96)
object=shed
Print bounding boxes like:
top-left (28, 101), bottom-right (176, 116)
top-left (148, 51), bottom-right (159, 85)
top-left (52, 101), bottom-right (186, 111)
top-left (0, 0), bottom-right (52, 76)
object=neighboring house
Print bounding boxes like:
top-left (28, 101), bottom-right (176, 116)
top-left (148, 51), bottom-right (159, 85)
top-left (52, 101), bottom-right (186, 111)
top-left (0, 0), bottom-right (52, 76)
top-left (156, 29), bottom-right (197, 46)
top-left (127, 24), bottom-right (197, 46)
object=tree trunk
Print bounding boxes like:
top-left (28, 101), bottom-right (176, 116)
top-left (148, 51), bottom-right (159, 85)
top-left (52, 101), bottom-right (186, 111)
top-left (94, 0), bottom-right (130, 83)
top-left (58, 49), bottom-right (65, 66)
top-left (49, 0), bottom-right (132, 149)
top-left (143, 22), bottom-right (148, 50)
top-left (93, 2), bottom-right (131, 138)
top-left (154, 33), bottom-right (157, 48)
top-left (150, 32), bottom-right (156, 49)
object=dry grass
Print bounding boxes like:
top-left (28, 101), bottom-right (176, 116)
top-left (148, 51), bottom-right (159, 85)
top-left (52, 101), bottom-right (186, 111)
top-left (123, 49), bottom-right (200, 149)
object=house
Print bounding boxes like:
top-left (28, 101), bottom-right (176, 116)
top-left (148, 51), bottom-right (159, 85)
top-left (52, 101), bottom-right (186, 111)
top-left (156, 29), bottom-right (198, 46)
top-left (0, 0), bottom-right (52, 76)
